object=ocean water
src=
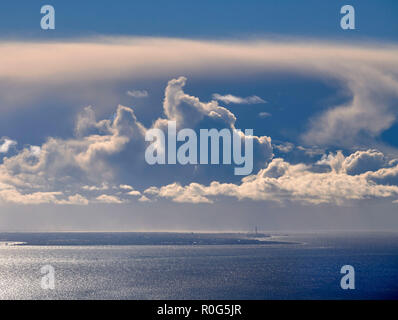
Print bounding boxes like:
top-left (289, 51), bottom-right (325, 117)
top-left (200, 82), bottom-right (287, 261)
top-left (0, 232), bottom-right (397, 300)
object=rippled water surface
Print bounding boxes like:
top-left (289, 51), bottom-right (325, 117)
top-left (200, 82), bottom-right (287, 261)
top-left (0, 232), bottom-right (397, 299)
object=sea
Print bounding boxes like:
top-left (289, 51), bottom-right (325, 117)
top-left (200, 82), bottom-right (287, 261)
top-left (0, 232), bottom-right (397, 300)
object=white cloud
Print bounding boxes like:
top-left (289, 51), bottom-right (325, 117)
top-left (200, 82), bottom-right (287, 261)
top-left (0, 74), bottom-right (397, 208)
top-left (138, 195), bottom-right (151, 202)
top-left (96, 194), bottom-right (124, 204)
top-left (126, 90), bottom-right (148, 98)
top-left (29, 146), bottom-right (41, 157)
top-left (0, 103), bottom-right (147, 206)
top-left (302, 65), bottom-right (398, 148)
top-left (153, 76), bottom-right (273, 165)
top-left (145, 150), bottom-right (398, 205)
top-left (57, 194), bottom-right (89, 205)
top-left (212, 94), bottom-right (266, 104)
top-left (119, 184), bottom-right (134, 190)
top-left (3, 37), bottom-right (396, 87)
top-left (274, 142), bottom-right (294, 153)
top-left (0, 77), bottom-right (273, 205)
top-left (0, 138), bottom-right (17, 153)
top-left (82, 183), bottom-right (109, 191)
top-left (0, 189), bottom-right (62, 205)
top-left (158, 76), bottom-right (237, 128)
top-left (127, 190), bottom-right (141, 196)
top-left (344, 150), bottom-right (386, 175)
top-left (296, 146), bottom-right (325, 157)
top-left (316, 150), bottom-right (387, 175)
top-left (0, 184), bottom-right (88, 205)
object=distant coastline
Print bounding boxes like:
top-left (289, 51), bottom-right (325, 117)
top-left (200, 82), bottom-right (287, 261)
top-left (0, 241), bottom-right (27, 246)
top-left (0, 232), bottom-right (297, 246)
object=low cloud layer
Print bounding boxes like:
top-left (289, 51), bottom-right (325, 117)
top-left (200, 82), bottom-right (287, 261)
top-left (145, 150), bottom-right (398, 205)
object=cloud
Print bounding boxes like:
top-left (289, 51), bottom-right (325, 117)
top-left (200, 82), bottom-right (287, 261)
top-left (258, 112), bottom-right (271, 118)
top-left (157, 76), bottom-right (237, 129)
top-left (274, 142), bottom-right (294, 153)
top-left (0, 103), bottom-right (147, 206)
top-left (364, 161), bottom-right (398, 186)
top-left (0, 138), bottom-right (17, 153)
top-left (127, 190), bottom-right (141, 196)
top-left (119, 184), bottom-right (134, 190)
top-left (1, 74), bottom-right (397, 208)
top-left (1, 104), bottom-right (398, 208)
top-left (0, 76), bottom-right (272, 205)
top-left (316, 150), bottom-right (387, 175)
top-left (29, 146), bottom-right (41, 157)
top-left (96, 194), bottom-right (124, 204)
top-left (344, 150), bottom-right (387, 175)
top-left (0, 183), bottom-right (89, 205)
top-left (301, 65), bottom-right (398, 148)
top-left (273, 143), bottom-right (325, 158)
top-left (138, 195), bottom-right (151, 202)
top-left (82, 183), bottom-right (109, 191)
top-left (1, 37), bottom-right (397, 151)
top-left (296, 146), bottom-right (325, 157)
top-left (2, 37), bottom-right (396, 85)
top-left (212, 94), bottom-right (266, 104)
top-left (126, 90), bottom-right (148, 98)
top-left (145, 182), bottom-right (213, 204)
top-left (152, 76), bottom-right (273, 176)
top-left (0, 189), bottom-right (62, 205)
top-left (57, 194), bottom-right (89, 205)
top-left (145, 150), bottom-right (398, 205)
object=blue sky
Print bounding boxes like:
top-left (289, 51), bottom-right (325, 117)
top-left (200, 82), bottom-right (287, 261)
top-left (0, 1), bottom-right (398, 231)
top-left (1, 0), bottom-right (397, 41)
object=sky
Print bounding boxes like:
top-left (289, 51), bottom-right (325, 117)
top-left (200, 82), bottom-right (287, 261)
top-left (0, 1), bottom-right (398, 232)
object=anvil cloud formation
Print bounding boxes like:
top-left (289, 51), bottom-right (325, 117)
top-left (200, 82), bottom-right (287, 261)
top-left (1, 37), bottom-right (398, 210)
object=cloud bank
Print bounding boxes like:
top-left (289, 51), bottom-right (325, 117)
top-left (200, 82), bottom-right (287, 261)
top-left (145, 150), bottom-right (398, 205)
top-left (0, 76), bottom-right (272, 205)
top-left (1, 37), bottom-right (398, 208)
top-left (1, 76), bottom-right (398, 206)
